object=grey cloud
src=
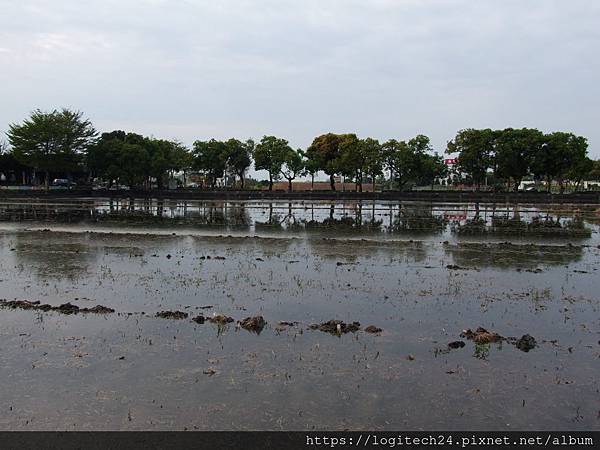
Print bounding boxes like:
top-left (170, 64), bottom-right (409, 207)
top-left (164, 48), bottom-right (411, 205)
top-left (0, 0), bottom-right (598, 162)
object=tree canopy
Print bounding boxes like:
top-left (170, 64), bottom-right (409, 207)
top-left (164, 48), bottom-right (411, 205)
top-left (2, 108), bottom-right (597, 192)
top-left (447, 128), bottom-right (590, 192)
top-left (254, 135), bottom-right (292, 191)
top-left (7, 109), bottom-right (97, 187)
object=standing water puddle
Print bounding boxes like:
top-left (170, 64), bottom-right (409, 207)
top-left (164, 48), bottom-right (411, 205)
top-left (0, 199), bottom-right (599, 430)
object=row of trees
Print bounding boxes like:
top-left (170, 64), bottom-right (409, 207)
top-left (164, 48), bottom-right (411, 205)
top-left (183, 133), bottom-right (448, 192)
top-left (449, 128), bottom-right (598, 192)
top-left (1, 109), bottom-right (597, 191)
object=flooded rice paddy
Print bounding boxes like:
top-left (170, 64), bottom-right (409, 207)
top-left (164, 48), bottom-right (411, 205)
top-left (0, 199), bottom-right (599, 430)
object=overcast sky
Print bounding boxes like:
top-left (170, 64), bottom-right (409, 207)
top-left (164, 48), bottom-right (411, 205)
top-left (1, 0), bottom-right (599, 169)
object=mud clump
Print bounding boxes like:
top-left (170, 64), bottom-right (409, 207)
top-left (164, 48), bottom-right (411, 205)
top-left (364, 325), bottom-right (382, 334)
top-left (84, 305), bottom-right (115, 314)
top-left (0, 299), bottom-right (114, 315)
top-left (56, 303), bottom-right (82, 314)
top-left (448, 341), bottom-right (466, 349)
top-left (155, 310), bottom-right (189, 320)
top-left (0, 300), bottom-right (51, 311)
top-left (239, 316), bottom-right (266, 333)
top-left (310, 320), bottom-right (361, 335)
top-left (207, 314), bottom-right (234, 325)
top-left (461, 327), bottom-right (504, 344)
top-left (192, 315), bottom-right (205, 324)
top-left (516, 334), bottom-right (537, 352)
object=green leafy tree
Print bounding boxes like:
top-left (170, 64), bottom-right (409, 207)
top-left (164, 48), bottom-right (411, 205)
top-left (146, 139), bottom-right (179, 189)
top-left (384, 137), bottom-right (423, 190)
top-left (337, 134), bottom-right (364, 191)
top-left (408, 134), bottom-right (433, 155)
top-left (118, 142), bottom-right (151, 188)
top-left (567, 156), bottom-right (594, 191)
top-left (306, 133), bottom-right (355, 191)
top-left (254, 135), bottom-right (290, 191)
top-left (0, 141), bottom-right (29, 184)
top-left (588, 160), bottom-right (600, 181)
top-left (447, 129), bottom-right (496, 189)
top-left (382, 139), bottom-right (402, 189)
top-left (494, 128), bottom-right (543, 191)
top-left (337, 137), bottom-right (383, 192)
top-left (7, 109), bottom-right (97, 188)
top-left (193, 139), bottom-right (228, 189)
top-left (225, 138), bottom-right (253, 188)
top-left (86, 131), bottom-right (150, 188)
top-left (362, 138), bottom-right (384, 192)
top-left (304, 155), bottom-right (320, 191)
top-left (531, 132), bottom-right (588, 192)
top-left (280, 148), bottom-right (306, 191)
top-left (169, 142), bottom-right (194, 186)
top-left (419, 153), bottom-right (447, 189)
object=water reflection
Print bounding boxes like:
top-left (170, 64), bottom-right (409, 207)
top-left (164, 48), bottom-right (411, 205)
top-left (308, 238), bottom-right (428, 263)
top-left (10, 232), bottom-right (97, 280)
top-left (444, 241), bottom-right (584, 269)
top-left (0, 200), bottom-right (595, 238)
top-left (390, 205), bottom-right (447, 233)
top-left (450, 204), bottom-right (592, 237)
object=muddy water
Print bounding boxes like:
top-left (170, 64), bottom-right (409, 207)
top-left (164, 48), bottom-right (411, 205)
top-left (0, 200), bottom-right (599, 430)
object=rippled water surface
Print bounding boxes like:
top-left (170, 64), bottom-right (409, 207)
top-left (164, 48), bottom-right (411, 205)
top-left (0, 199), bottom-right (599, 430)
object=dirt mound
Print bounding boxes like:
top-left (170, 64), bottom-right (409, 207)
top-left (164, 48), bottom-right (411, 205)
top-left (1, 300), bottom-right (51, 311)
top-left (516, 334), bottom-right (537, 352)
top-left (461, 327), bottom-right (504, 344)
top-left (239, 316), bottom-right (266, 333)
top-left (155, 310), bottom-right (189, 320)
top-left (83, 305), bottom-right (115, 314)
top-left (192, 315), bottom-right (205, 324)
top-left (56, 303), bottom-right (82, 314)
top-left (1, 299), bottom-right (114, 315)
top-left (447, 341), bottom-right (466, 349)
top-left (207, 314), bottom-right (234, 324)
top-left (310, 320), bottom-right (361, 335)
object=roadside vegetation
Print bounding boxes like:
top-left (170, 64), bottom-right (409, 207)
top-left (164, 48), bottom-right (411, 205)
top-left (1, 108), bottom-right (598, 192)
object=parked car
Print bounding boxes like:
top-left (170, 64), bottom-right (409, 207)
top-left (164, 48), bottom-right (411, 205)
top-left (52, 178), bottom-right (77, 187)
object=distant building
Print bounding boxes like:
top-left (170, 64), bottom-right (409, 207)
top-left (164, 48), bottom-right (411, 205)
top-left (439, 157), bottom-right (461, 186)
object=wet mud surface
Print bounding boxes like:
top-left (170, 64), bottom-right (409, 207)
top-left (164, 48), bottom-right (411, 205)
top-left (0, 200), bottom-right (599, 430)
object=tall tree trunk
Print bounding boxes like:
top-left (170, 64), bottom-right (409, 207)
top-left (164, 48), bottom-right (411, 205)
top-left (269, 172), bottom-right (273, 191)
top-left (372, 172), bottom-right (376, 193)
top-left (311, 174), bottom-right (314, 191)
top-left (329, 174), bottom-right (336, 191)
top-left (288, 178), bottom-right (292, 192)
top-left (240, 173), bottom-right (245, 189)
top-left (45, 171), bottom-right (50, 190)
